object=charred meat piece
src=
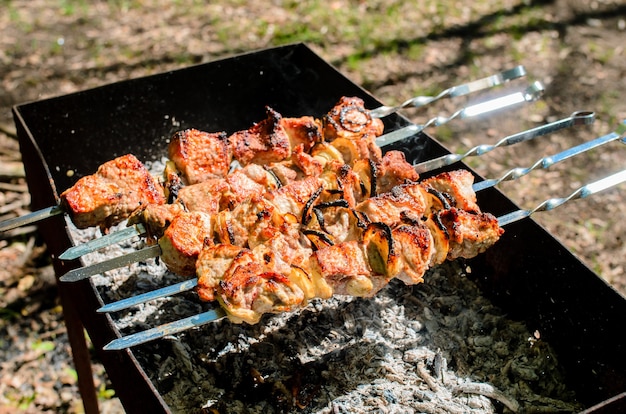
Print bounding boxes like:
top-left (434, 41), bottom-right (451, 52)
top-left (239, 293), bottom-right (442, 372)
top-left (309, 240), bottom-right (389, 298)
top-left (375, 150), bottom-right (420, 195)
top-left (196, 243), bottom-right (244, 302)
top-left (389, 224), bottom-right (434, 285)
top-left (435, 208), bottom-right (504, 260)
top-left (168, 129), bottom-right (231, 184)
top-left (356, 183), bottom-right (428, 226)
top-left (216, 244), bottom-right (306, 325)
top-left (176, 178), bottom-right (229, 215)
top-left (128, 203), bottom-right (185, 241)
top-left (265, 176), bottom-right (323, 216)
top-left (60, 154), bottom-right (166, 229)
top-left (158, 211), bottom-right (213, 276)
top-left (228, 107), bottom-right (293, 166)
top-left (279, 115), bottom-right (323, 153)
top-left (420, 169), bottom-right (480, 213)
top-left (220, 164), bottom-right (278, 211)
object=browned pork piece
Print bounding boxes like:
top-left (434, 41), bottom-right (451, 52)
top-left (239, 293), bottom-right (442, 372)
top-left (420, 170), bottom-right (480, 213)
top-left (60, 154), bottom-right (166, 229)
top-left (435, 207), bottom-right (503, 260)
top-left (168, 129), bottom-right (231, 185)
top-left (228, 107), bottom-right (322, 166)
top-left (158, 211), bottom-right (213, 276)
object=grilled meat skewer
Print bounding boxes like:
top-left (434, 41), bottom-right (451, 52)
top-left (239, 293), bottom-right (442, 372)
top-left (65, 165), bottom-right (501, 326)
top-left (0, 75), bottom-right (543, 231)
top-left (100, 167), bottom-right (626, 351)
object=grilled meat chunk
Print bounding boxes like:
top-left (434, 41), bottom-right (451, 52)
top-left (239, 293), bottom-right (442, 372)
top-left (196, 243), bottom-right (244, 302)
top-left (357, 183), bottom-right (428, 225)
top-left (420, 170), bottom-right (479, 213)
top-left (176, 178), bottom-right (229, 214)
top-left (168, 129), bottom-right (231, 185)
top-left (390, 223), bottom-right (434, 285)
top-left (158, 211), bottom-right (212, 276)
top-left (220, 165), bottom-right (275, 211)
top-left (60, 154), bottom-right (165, 229)
top-left (279, 115), bottom-right (322, 153)
top-left (309, 240), bottom-right (389, 297)
top-left (128, 202), bottom-right (185, 240)
top-left (228, 107), bottom-right (292, 166)
top-left (375, 150), bottom-right (420, 194)
top-left (435, 208), bottom-right (504, 260)
top-left (216, 244), bottom-right (306, 325)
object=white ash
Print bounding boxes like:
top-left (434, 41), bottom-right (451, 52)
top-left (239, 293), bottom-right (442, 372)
top-left (67, 219), bottom-right (582, 413)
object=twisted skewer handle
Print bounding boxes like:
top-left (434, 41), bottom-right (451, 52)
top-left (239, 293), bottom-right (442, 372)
top-left (414, 111), bottom-right (595, 173)
top-left (369, 66), bottom-right (527, 118)
top-left (498, 169), bottom-right (626, 226)
top-left (473, 120), bottom-right (626, 192)
top-left (375, 81), bottom-right (545, 147)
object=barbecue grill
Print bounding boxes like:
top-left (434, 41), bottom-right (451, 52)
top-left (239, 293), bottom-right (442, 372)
top-left (11, 43), bottom-right (626, 413)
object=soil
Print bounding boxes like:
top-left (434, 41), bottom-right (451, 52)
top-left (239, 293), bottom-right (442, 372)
top-left (0, 0), bottom-right (625, 413)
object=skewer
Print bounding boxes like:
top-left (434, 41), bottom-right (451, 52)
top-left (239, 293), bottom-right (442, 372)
top-left (413, 111), bottom-right (595, 173)
top-left (0, 79), bottom-right (538, 235)
top-left (375, 81), bottom-right (544, 147)
top-left (58, 112), bottom-right (602, 265)
top-left (0, 206), bottom-right (63, 233)
top-left (59, 223), bottom-right (148, 261)
top-left (368, 65), bottom-right (526, 118)
top-left (99, 166), bottom-right (626, 351)
top-left (497, 168), bottom-right (626, 226)
top-left (473, 120), bottom-right (626, 192)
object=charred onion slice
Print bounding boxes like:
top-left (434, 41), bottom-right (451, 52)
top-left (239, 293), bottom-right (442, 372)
top-left (362, 222), bottom-right (399, 278)
top-left (302, 229), bottom-right (335, 250)
top-left (309, 142), bottom-right (345, 165)
top-left (301, 186), bottom-right (324, 225)
top-left (423, 214), bottom-right (450, 266)
top-left (425, 186), bottom-right (452, 211)
top-left (330, 137), bottom-right (361, 166)
top-left (352, 158), bottom-right (378, 199)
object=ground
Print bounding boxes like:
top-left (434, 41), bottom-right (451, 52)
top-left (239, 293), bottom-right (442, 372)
top-left (0, 0), bottom-right (625, 412)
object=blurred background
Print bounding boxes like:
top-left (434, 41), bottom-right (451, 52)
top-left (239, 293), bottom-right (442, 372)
top-left (1, 0), bottom-right (625, 412)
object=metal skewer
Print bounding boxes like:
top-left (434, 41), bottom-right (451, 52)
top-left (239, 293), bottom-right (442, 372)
top-left (103, 307), bottom-right (227, 351)
top-left (473, 120), bottom-right (626, 192)
top-left (100, 167), bottom-right (626, 351)
top-left (369, 65), bottom-right (527, 118)
top-left (498, 168), bottom-right (626, 226)
top-left (414, 111), bottom-right (595, 173)
top-left (59, 223), bottom-right (147, 261)
top-left (0, 206), bottom-right (63, 233)
top-left (375, 81), bottom-right (545, 147)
